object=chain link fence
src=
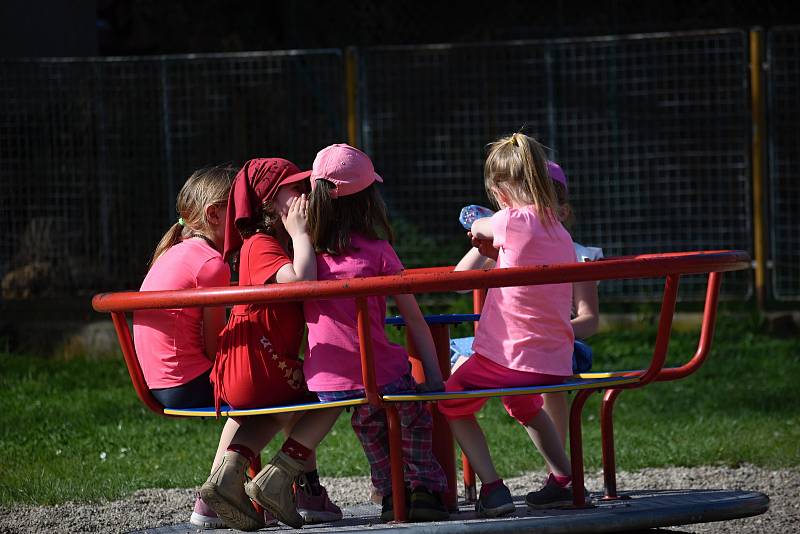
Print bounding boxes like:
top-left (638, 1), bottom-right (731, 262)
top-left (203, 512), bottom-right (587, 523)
top-left (767, 26), bottom-right (800, 301)
top-left (0, 50), bottom-right (345, 298)
top-left (3, 29), bottom-right (794, 304)
top-left (361, 30), bottom-right (752, 300)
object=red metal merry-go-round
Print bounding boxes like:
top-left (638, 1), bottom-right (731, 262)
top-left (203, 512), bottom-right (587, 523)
top-left (92, 250), bottom-right (769, 533)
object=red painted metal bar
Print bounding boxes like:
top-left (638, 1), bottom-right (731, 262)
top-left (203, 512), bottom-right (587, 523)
top-left (430, 325), bottom-right (457, 511)
top-left (110, 311), bottom-right (167, 416)
top-left (657, 272), bottom-right (722, 382)
top-left (599, 272), bottom-right (723, 499)
top-left (572, 274), bottom-right (681, 506)
top-left (406, 325), bottom-right (457, 511)
top-left (92, 251), bottom-right (750, 313)
top-left (599, 388), bottom-right (623, 499)
top-left (568, 388), bottom-right (595, 507)
top-left (386, 405), bottom-right (408, 522)
top-left (356, 297), bottom-right (381, 407)
top-left (461, 288), bottom-right (487, 504)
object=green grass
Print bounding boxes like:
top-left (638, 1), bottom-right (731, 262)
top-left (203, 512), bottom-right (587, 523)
top-left (1, 316), bottom-right (798, 506)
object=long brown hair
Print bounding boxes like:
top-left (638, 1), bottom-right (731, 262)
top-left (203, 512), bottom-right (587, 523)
top-left (308, 180), bottom-right (393, 255)
top-left (484, 132), bottom-right (559, 227)
top-left (149, 165), bottom-right (236, 267)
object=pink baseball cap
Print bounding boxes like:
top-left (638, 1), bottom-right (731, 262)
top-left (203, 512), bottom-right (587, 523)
top-left (547, 161), bottom-right (568, 190)
top-left (304, 143), bottom-right (383, 198)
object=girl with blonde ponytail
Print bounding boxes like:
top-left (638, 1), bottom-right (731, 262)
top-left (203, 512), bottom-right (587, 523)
top-left (440, 132), bottom-right (584, 517)
top-left (133, 164), bottom-right (239, 529)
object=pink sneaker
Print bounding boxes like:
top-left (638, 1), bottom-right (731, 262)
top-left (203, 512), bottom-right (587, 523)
top-left (296, 478), bottom-right (343, 524)
top-left (189, 494), bottom-right (226, 529)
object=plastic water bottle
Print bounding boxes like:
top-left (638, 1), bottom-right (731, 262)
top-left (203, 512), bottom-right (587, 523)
top-left (459, 205), bottom-right (495, 230)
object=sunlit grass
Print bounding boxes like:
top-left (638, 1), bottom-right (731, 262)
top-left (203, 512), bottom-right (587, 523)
top-left (1, 316), bottom-right (797, 505)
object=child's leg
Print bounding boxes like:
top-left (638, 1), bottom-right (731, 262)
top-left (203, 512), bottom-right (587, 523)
top-left (286, 407), bottom-right (344, 451)
top-left (202, 415), bottom-right (285, 531)
top-left (522, 410), bottom-right (571, 478)
top-left (449, 415), bottom-right (499, 483)
top-left (244, 407), bottom-right (343, 529)
top-left (349, 404), bottom-right (391, 494)
top-left (210, 418), bottom-right (241, 472)
top-left (542, 392), bottom-right (569, 447)
top-left (542, 391), bottom-right (569, 473)
top-left (502, 389), bottom-right (571, 478)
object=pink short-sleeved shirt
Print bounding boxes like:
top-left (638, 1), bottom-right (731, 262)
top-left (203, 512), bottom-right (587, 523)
top-left (133, 238), bottom-right (231, 389)
top-left (303, 234), bottom-right (409, 392)
top-left (472, 206), bottom-right (575, 376)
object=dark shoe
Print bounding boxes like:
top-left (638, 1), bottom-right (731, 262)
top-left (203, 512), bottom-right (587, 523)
top-left (476, 482), bottom-right (515, 518)
top-left (525, 473), bottom-right (587, 509)
top-left (408, 487), bottom-right (449, 522)
top-left (380, 488), bottom-right (411, 522)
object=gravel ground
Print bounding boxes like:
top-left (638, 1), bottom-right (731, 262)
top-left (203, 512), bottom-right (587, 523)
top-left (0, 465), bottom-right (795, 533)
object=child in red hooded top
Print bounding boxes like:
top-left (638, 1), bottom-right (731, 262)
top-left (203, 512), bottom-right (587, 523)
top-left (200, 158), bottom-right (342, 530)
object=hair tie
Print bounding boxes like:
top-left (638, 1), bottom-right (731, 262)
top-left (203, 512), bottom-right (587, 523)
top-left (178, 217), bottom-right (185, 226)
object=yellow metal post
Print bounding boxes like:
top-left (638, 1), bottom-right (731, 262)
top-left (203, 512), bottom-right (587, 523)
top-left (345, 47), bottom-right (359, 148)
top-left (749, 28), bottom-right (767, 308)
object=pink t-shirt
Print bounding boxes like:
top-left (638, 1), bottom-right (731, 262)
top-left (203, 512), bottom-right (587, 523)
top-left (303, 234), bottom-right (410, 392)
top-left (133, 238), bottom-right (231, 389)
top-left (472, 206), bottom-right (575, 376)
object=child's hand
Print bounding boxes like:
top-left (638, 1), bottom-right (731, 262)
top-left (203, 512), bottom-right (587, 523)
top-left (416, 368), bottom-right (445, 393)
top-left (282, 194), bottom-right (309, 238)
top-left (469, 231), bottom-right (498, 261)
top-left (416, 378), bottom-right (445, 394)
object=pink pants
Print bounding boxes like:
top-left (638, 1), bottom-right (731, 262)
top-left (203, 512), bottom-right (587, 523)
top-left (438, 353), bottom-right (566, 425)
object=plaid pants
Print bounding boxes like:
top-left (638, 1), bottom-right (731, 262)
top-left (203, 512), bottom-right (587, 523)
top-left (316, 373), bottom-right (448, 495)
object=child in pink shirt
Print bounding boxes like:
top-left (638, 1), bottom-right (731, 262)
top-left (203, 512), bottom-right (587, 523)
top-left (243, 144), bottom-right (449, 527)
top-left (439, 133), bottom-right (582, 517)
top-left (133, 165), bottom-right (238, 529)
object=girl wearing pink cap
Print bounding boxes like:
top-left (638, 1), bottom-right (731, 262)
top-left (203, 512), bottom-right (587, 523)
top-left (439, 132), bottom-right (584, 517)
top-left (200, 158), bottom-right (341, 531)
top-left (243, 144), bottom-right (449, 527)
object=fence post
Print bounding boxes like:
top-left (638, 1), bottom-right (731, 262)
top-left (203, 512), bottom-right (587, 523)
top-left (345, 46), bottom-right (360, 148)
top-left (749, 28), bottom-right (768, 309)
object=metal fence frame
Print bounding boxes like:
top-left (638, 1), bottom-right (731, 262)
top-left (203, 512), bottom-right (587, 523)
top-left (767, 26), bottom-right (800, 301)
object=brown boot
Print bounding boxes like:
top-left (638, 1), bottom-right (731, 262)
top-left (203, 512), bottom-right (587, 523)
top-left (245, 451), bottom-right (305, 528)
top-left (200, 450), bottom-right (264, 531)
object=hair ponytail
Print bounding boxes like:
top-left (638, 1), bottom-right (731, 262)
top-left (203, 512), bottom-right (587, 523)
top-left (484, 132), bottom-right (559, 227)
top-left (149, 222), bottom-right (187, 267)
top-left (147, 164), bottom-right (236, 268)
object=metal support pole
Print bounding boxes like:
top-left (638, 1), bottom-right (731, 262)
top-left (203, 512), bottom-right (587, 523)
top-left (408, 325), bottom-right (457, 511)
top-left (345, 47), bottom-right (360, 148)
top-left (568, 389), bottom-right (595, 507)
top-left (749, 28), bottom-right (768, 309)
top-left (386, 405), bottom-right (407, 522)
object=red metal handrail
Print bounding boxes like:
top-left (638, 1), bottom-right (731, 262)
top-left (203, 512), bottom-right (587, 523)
top-left (93, 251), bottom-right (749, 313)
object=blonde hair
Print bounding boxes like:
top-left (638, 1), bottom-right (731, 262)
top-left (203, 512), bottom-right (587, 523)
top-left (149, 165), bottom-right (236, 267)
top-left (484, 132), bottom-right (559, 227)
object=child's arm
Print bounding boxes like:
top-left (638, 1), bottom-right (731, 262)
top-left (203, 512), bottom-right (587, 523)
top-left (470, 217), bottom-right (494, 241)
top-left (393, 293), bottom-right (444, 392)
top-left (275, 194), bottom-right (317, 283)
top-left (455, 246), bottom-right (492, 272)
top-left (572, 280), bottom-right (599, 339)
top-left (202, 306), bottom-right (227, 361)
